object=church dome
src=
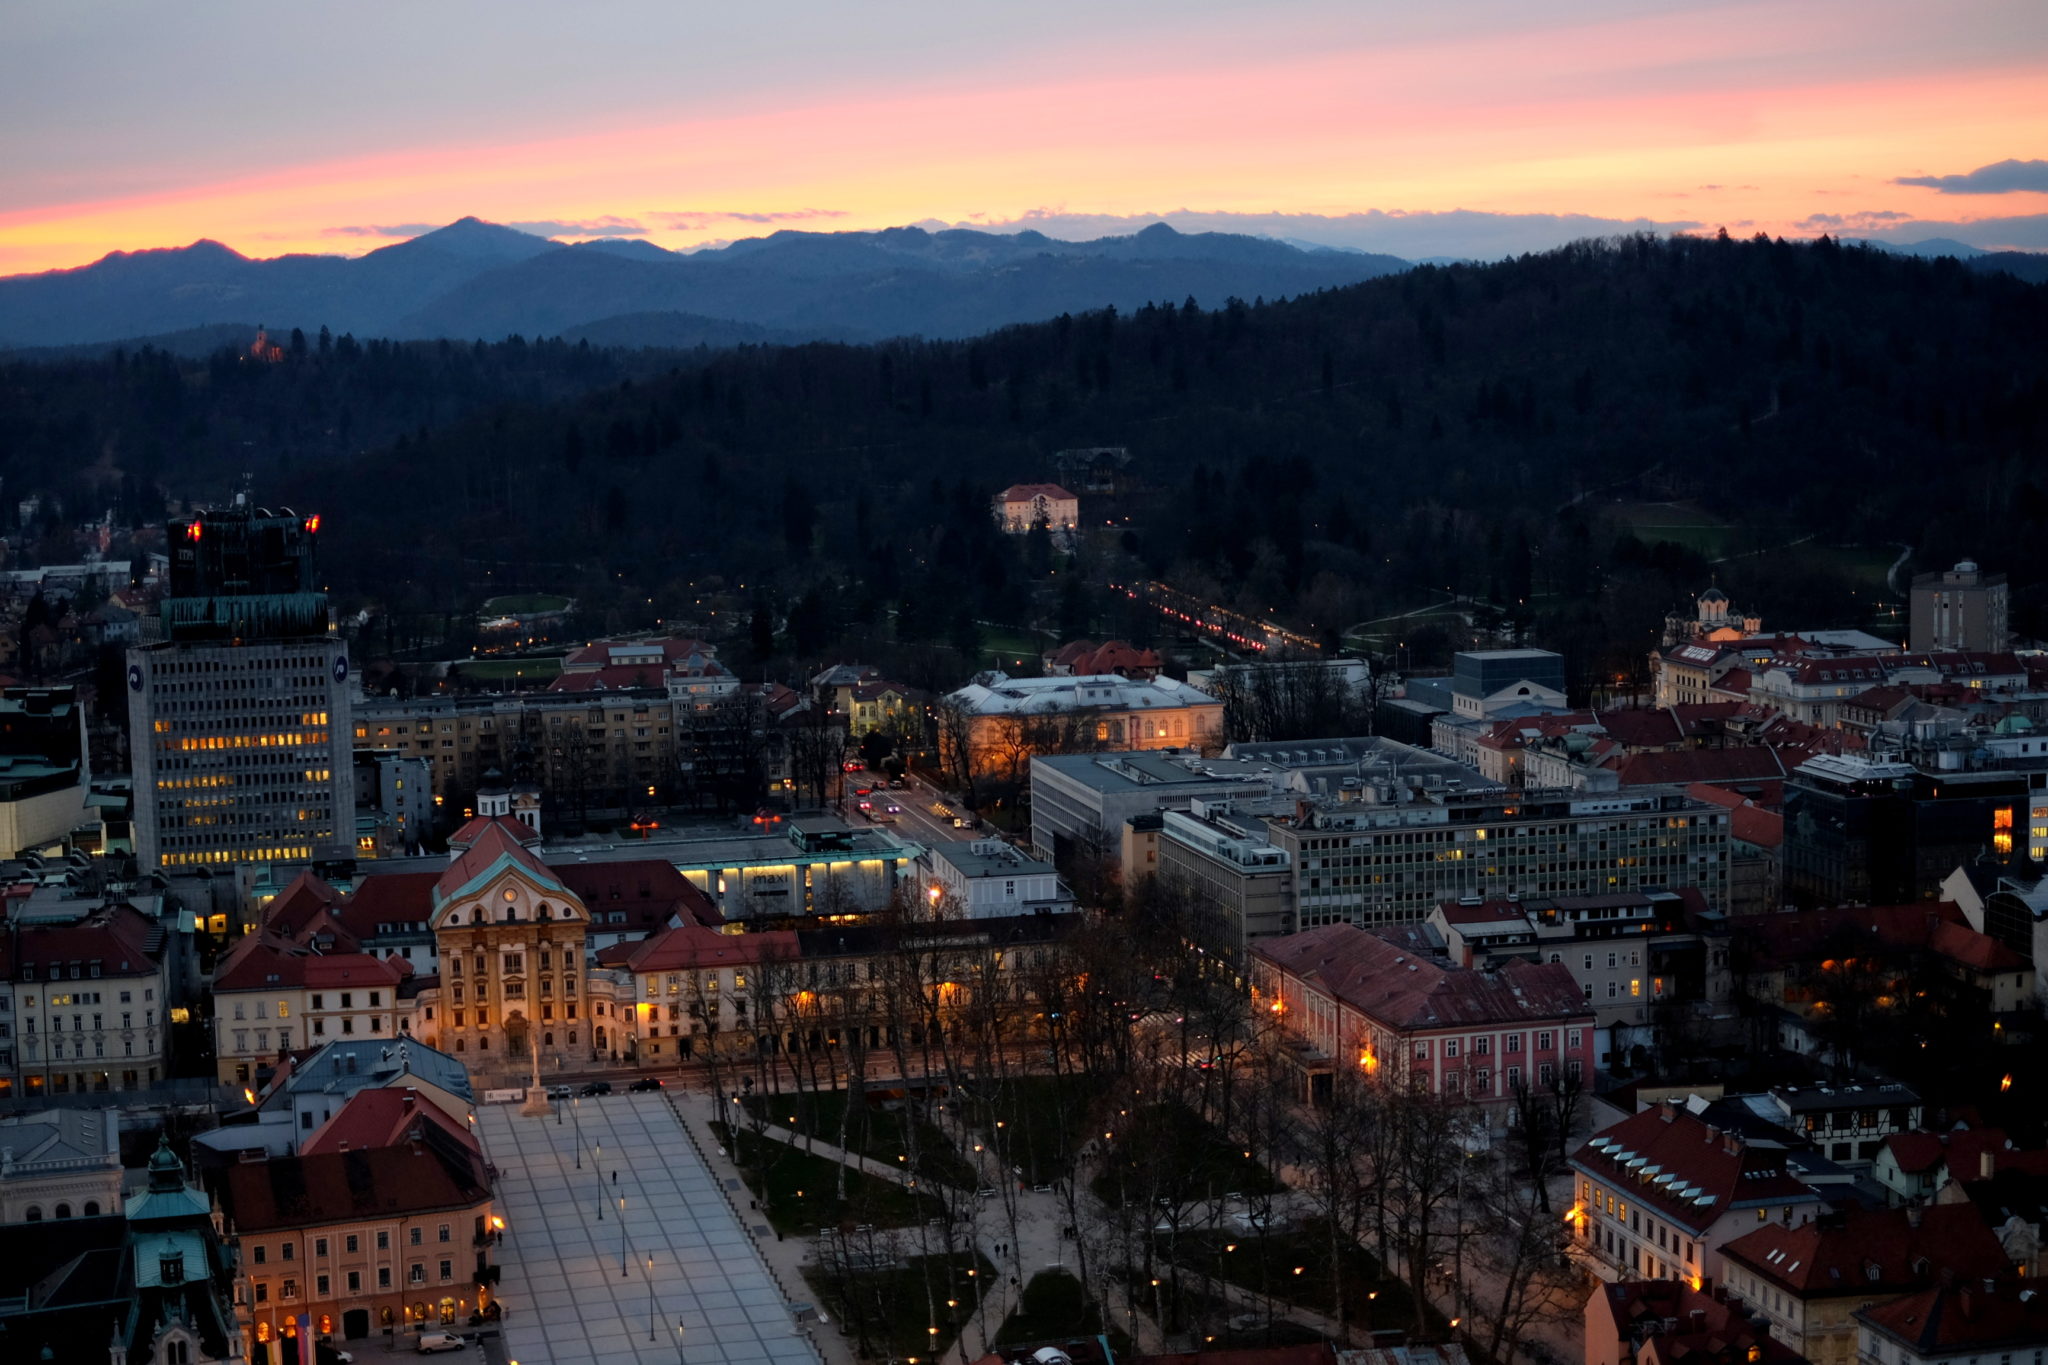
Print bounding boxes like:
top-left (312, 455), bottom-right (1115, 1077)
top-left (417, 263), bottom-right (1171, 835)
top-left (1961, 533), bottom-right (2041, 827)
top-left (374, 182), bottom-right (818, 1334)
top-left (1699, 587), bottom-right (1729, 604)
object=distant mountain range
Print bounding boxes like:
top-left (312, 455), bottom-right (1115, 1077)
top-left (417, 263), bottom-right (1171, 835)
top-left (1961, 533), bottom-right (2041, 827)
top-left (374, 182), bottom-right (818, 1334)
top-left (0, 218), bottom-right (1414, 349)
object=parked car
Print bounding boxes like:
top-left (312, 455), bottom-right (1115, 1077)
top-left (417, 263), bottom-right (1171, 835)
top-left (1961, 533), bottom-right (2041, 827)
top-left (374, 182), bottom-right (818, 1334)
top-left (1228, 1314), bottom-right (1270, 1333)
top-left (578, 1081), bottom-right (612, 1096)
top-left (547, 1084), bottom-right (573, 1100)
top-left (417, 1332), bottom-right (467, 1354)
top-left (629, 1077), bottom-right (663, 1092)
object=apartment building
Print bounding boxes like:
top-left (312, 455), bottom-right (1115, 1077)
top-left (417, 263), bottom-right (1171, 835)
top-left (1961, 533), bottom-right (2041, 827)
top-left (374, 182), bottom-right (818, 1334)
top-left (7, 903), bottom-right (169, 1099)
top-left (211, 933), bottom-right (405, 1084)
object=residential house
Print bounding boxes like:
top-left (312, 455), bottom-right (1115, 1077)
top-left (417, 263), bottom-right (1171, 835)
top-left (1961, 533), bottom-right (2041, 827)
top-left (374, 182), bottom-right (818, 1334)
top-left (1586, 1278), bottom-right (1809, 1365)
top-left (1568, 1100), bottom-right (1827, 1287)
top-left (1719, 1205), bottom-right (2009, 1365)
top-left (210, 933), bottom-right (406, 1085)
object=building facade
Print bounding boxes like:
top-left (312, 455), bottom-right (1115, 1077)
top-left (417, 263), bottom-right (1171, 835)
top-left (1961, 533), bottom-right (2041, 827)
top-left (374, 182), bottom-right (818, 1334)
top-left (1252, 922), bottom-right (1596, 1121)
top-left (128, 503), bottom-right (352, 870)
top-left (1911, 559), bottom-right (2009, 653)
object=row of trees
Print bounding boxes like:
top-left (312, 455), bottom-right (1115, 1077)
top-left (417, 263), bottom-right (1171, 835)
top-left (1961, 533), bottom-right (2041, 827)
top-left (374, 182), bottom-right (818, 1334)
top-left (670, 865), bottom-right (1591, 1361)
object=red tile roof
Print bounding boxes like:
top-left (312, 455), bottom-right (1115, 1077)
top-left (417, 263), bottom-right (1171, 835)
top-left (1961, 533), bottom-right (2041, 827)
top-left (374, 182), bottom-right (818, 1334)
top-left (555, 858), bottom-right (720, 931)
top-left (1615, 747), bottom-right (1787, 787)
top-left (596, 924), bottom-right (797, 973)
top-left (1858, 1283), bottom-right (2048, 1354)
top-left (996, 483), bottom-right (1076, 502)
top-left (12, 904), bottom-right (160, 976)
top-left (300, 1086), bottom-right (479, 1157)
top-left (212, 934), bottom-right (405, 993)
top-left (1571, 1102), bottom-right (1821, 1235)
top-left (1593, 1281), bottom-right (1806, 1365)
top-left (1255, 923), bottom-right (1590, 1031)
top-left (435, 817), bottom-right (558, 905)
top-left (223, 1144), bottom-right (489, 1232)
top-left (1720, 1204), bottom-right (2007, 1297)
top-left (333, 872), bottom-right (441, 939)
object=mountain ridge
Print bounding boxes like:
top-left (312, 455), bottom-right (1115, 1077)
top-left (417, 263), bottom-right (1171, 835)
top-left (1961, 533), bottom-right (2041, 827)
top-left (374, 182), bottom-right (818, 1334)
top-left (0, 217), bottom-right (1410, 349)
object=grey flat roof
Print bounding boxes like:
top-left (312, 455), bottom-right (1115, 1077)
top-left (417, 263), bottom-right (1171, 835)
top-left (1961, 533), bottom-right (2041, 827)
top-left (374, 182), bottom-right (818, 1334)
top-left (929, 841), bottom-right (1056, 878)
top-left (1031, 750), bottom-right (1282, 793)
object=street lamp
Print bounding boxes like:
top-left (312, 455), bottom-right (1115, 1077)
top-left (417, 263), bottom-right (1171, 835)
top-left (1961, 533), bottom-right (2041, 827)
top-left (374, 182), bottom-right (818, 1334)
top-left (621, 1196), bottom-right (630, 1275)
top-left (677, 1320), bottom-right (687, 1365)
top-left (647, 1254), bottom-right (657, 1341)
top-left (596, 1143), bottom-right (605, 1218)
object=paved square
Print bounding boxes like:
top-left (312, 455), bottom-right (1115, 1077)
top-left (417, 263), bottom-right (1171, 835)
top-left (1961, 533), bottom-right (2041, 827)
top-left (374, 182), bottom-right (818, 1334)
top-left (480, 1095), bottom-right (821, 1365)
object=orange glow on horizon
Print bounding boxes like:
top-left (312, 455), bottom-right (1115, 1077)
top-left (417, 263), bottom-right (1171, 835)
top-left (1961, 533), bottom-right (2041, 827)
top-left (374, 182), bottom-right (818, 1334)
top-left (4, 6), bottom-right (2045, 274)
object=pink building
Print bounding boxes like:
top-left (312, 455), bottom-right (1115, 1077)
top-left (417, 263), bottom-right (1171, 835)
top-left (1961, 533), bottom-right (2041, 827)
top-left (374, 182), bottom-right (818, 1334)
top-left (1249, 922), bottom-right (1595, 1121)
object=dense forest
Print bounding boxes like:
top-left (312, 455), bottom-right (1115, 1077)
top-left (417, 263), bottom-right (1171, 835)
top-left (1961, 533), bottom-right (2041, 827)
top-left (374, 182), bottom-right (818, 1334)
top-left (1, 233), bottom-right (2044, 698)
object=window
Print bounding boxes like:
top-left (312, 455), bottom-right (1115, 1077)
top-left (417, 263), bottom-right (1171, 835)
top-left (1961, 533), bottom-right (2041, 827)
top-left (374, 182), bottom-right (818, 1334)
top-left (410, 1264), bottom-right (426, 1284)
top-left (439, 1259), bottom-right (453, 1281)
top-left (1568, 1028), bottom-right (1583, 1049)
top-left (379, 1267), bottom-right (392, 1289)
top-left (410, 1227), bottom-right (423, 1246)
top-left (1537, 1030), bottom-right (1554, 1050)
top-left (345, 1234), bottom-right (359, 1254)
top-left (281, 1242), bottom-right (295, 1261)
top-left (347, 1271), bottom-right (361, 1293)
top-left (437, 1223), bottom-right (451, 1243)
top-left (317, 1274), bottom-right (331, 1297)
top-left (253, 1244), bottom-right (267, 1265)
top-left (377, 1230), bottom-right (389, 1250)
top-left (1443, 1039), bottom-right (1459, 1058)
top-left (281, 1278), bottom-right (298, 1301)
top-left (314, 1237), bottom-right (328, 1258)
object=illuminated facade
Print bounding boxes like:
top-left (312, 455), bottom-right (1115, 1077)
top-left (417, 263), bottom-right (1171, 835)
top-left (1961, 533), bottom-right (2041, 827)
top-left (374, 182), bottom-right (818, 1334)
top-left (417, 819), bottom-right (606, 1069)
top-left (127, 502), bottom-right (353, 870)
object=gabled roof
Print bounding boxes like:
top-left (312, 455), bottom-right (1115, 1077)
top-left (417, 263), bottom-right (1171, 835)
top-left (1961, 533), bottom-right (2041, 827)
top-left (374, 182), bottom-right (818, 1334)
top-left (300, 1085), bottom-right (480, 1157)
top-left (1858, 1283), bottom-right (2048, 1354)
top-left (223, 1143), bottom-right (489, 1231)
top-left (1571, 1102), bottom-right (1820, 1233)
top-left (433, 817), bottom-right (566, 911)
top-left (996, 483), bottom-right (1076, 502)
top-left (1721, 1205), bottom-right (2007, 1297)
top-left (597, 924), bottom-right (798, 973)
top-left (333, 871), bottom-right (440, 939)
top-left (212, 933), bottom-right (404, 993)
top-left (1255, 923), bottom-right (1589, 1030)
top-left (556, 858), bottom-right (720, 931)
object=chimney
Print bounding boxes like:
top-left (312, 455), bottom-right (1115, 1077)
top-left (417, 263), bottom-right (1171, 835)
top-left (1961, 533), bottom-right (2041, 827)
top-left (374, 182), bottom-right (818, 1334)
top-left (403, 1088), bottom-right (417, 1110)
top-left (1906, 1203), bottom-right (1923, 1228)
top-left (1724, 1130), bottom-right (1745, 1156)
top-left (1982, 1149), bottom-right (1996, 1180)
top-left (1660, 1098), bottom-right (1679, 1123)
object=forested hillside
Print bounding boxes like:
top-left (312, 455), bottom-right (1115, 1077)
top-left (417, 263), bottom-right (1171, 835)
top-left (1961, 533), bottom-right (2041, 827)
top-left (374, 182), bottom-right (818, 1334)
top-left (2, 233), bottom-right (2043, 696)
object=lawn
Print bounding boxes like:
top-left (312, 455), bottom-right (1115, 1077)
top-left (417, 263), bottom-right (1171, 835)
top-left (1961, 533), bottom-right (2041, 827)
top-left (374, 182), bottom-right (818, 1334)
top-left (802, 1250), bottom-right (994, 1363)
top-left (1169, 1219), bottom-right (1444, 1338)
top-left (743, 1090), bottom-right (979, 1190)
top-left (960, 1073), bottom-right (1111, 1186)
top-left (1609, 500), bottom-right (1735, 557)
top-left (995, 1269), bottom-right (1132, 1356)
top-left (1090, 1102), bottom-right (1283, 1208)
top-left (482, 592), bottom-right (573, 615)
top-left (712, 1121), bottom-right (945, 1234)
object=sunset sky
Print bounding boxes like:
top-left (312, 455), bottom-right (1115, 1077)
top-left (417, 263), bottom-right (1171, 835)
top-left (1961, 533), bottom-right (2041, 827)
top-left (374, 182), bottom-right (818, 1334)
top-left (3, 0), bottom-right (2045, 273)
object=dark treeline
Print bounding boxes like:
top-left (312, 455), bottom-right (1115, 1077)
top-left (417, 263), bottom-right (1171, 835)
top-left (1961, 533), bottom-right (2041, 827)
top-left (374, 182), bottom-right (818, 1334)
top-left (3, 233), bottom-right (2044, 693)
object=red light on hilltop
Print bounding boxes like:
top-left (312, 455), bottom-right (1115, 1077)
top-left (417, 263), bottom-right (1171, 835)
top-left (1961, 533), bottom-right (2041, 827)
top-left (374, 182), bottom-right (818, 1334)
top-left (185, 522), bottom-right (202, 542)
top-left (304, 514), bottom-right (321, 534)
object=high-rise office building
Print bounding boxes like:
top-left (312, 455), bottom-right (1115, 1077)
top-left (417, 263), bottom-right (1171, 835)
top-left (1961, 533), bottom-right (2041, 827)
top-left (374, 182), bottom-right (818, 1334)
top-left (127, 500), bottom-right (353, 870)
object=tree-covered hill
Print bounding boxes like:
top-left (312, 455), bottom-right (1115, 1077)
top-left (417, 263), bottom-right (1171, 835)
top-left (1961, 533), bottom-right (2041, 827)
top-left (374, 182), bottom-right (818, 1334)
top-left (3, 233), bottom-right (2043, 694)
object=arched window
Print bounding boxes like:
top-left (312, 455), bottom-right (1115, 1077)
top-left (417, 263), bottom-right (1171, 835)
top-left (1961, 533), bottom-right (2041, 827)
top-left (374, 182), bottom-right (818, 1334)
top-left (166, 1337), bottom-right (191, 1365)
top-left (55, 1203), bottom-right (72, 1219)
top-left (538, 903), bottom-right (551, 919)
top-left (24, 1206), bottom-right (42, 1222)
top-left (543, 1032), bottom-right (554, 1046)
top-left (84, 1200), bottom-right (100, 1216)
